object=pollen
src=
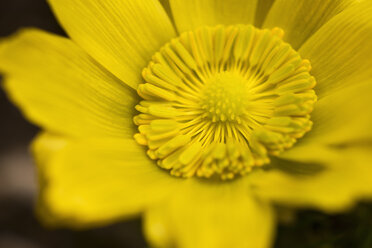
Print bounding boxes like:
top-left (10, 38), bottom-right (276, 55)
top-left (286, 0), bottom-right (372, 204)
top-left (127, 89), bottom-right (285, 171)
top-left (133, 25), bottom-right (317, 180)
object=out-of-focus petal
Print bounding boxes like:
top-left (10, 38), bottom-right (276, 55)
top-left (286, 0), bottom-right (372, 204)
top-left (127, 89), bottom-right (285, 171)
top-left (253, 147), bottom-right (372, 212)
top-left (144, 179), bottom-right (275, 248)
top-left (34, 135), bottom-right (180, 227)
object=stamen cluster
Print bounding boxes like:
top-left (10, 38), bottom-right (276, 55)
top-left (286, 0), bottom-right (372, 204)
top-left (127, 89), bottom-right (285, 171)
top-left (134, 25), bottom-right (316, 180)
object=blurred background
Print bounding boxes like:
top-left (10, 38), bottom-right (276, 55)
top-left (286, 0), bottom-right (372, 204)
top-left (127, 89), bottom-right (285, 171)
top-left (0, 1), bottom-right (371, 248)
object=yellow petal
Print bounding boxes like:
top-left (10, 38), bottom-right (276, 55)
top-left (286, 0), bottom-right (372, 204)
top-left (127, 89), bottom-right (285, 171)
top-left (169, 0), bottom-right (258, 33)
top-left (159, 0), bottom-right (173, 22)
top-left (0, 29), bottom-right (135, 138)
top-left (280, 80), bottom-right (372, 164)
top-left (252, 147), bottom-right (372, 212)
top-left (48, 0), bottom-right (176, 89)
top-left (309, 81), bottom-right (372, 144)
top-left (143, 204), bottom-right (174, 248)
top-left (144, 179), bottom-right (275, 248)
top-left (32, 132), bottom-right (69, 171)
top-left (32, 132), bottom-right (71, 225)
top-left (264, 0), bottom-right (358, 49)
top-left (299, 0), bottom-right (372, 98)
top-left (34, 135), bottom-right (180, 227)
top-left (254, 0), bottom-right (275, 27)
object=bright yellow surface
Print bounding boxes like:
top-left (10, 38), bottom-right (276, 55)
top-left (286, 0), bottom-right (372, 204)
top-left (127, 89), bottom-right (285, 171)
top-left (144, 179), bottom-right (275, 248)
top-left (299, 1), bottom-right (372, 98)
top-left (0, 0), bottom-right (372, 247)
top-left (33, 133), bottom-right (180, 227)
top-left (264, 0), bottom-right (358, 49)
top-left (0, 29), bottom-right (136, 138)
top-left (170, 0), bottom-right (258, 33)
top-left (48, 0), bottom-right (176, 89)
top-left (134, 25), bottom-right (316, 179)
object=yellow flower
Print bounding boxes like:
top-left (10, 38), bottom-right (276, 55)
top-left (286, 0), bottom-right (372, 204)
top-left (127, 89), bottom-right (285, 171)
top-left (1, 0), bottom-right (372, 247)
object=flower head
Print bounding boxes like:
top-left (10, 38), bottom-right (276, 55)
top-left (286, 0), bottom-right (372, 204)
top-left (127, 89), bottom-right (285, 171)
top-left (1, 0), bottom-right (372, 247)
top-left (134, 24), bottom-right (316, 179)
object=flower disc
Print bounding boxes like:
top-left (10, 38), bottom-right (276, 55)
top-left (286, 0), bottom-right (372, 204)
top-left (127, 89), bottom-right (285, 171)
top-left (134, 25), bottom-right (317, 180)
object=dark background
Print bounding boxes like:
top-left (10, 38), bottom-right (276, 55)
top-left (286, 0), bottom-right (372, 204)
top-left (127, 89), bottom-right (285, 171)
top-left (0, 1), bottom-right (371, 248)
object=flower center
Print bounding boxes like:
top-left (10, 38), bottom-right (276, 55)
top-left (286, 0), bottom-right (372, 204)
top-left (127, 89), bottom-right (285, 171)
top-left (201, 72), bottom-right (248, 123)
top-left (134, 25), bottom-right (317, 180)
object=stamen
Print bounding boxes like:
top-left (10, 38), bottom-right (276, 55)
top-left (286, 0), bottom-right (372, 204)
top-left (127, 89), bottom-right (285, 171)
top-left (134, 25), bottom-right (317, 180)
